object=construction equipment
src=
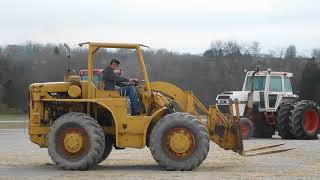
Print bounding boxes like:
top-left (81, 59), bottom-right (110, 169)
top-left (28, 42), bottom-right (292, 171)
top-left (216, 69), bottom-right (320, 139)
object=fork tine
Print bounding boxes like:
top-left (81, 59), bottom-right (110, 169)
top-left (243, 148), bottom-right (294, 157)
top-left (244, 143), bottom-right (285, 153)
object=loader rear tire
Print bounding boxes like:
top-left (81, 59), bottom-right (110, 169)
top-left (277, 103), bottom-right (294, 139)
top-left (98, 135), bottom-right (113, 164)
top-left (240, 118), bottom-right (254, 139)
top-left (149, 112), bottom-right (209, 171)
top-left (48, 112), bottom-right (105, 170)
top-left (290, 100), bottom-right (320, 139)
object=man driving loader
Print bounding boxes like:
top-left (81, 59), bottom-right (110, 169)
top-left (102, 59), bottom-right (142, 115)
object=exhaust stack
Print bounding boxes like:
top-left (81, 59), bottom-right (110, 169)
top-left (63, 43), bottom-right (71, 81)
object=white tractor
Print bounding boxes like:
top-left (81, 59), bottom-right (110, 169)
top-left (216, 69), bottom-right (320, 139)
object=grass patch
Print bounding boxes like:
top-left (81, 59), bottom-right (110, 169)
top-left (0, 115), bottom-right (28, 121)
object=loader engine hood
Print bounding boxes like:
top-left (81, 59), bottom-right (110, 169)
top-left (216, 91), bottom-right (249, 116)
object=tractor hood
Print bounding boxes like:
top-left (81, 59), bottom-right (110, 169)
top-left (216, 91), bottom-right (249, 103)
top-left (216, 91), bottom-right (249, 117)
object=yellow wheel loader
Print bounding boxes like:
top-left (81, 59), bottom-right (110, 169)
top-left (28, 42), bottom-right (292, 171)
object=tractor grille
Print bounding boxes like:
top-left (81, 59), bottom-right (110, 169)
top-left (217, 95), bottom-right (230, 99)
top-left (217, 105), bottom-right (229, 113)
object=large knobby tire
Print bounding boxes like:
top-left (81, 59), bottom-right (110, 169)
top-left (277, 103), bottom-right (294, 139)
top-left (48, 112), bottom-right (105, 170)
top-left (240, 118), bottom-right (254, 139)
top-left (290, 100), bottom-right (320, 139)
top-left (149, 112), bottom-right (209, 171)
top-left (97, 135), bottom-right (113, 164)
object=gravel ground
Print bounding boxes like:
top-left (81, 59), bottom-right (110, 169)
top-left (0, 129), bottom-right (319, 180)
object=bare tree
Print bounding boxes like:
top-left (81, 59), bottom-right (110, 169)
top-left (285, 45), bottom-right (297, 59)
top-left (245, 41), bottom-right (261, 57)
top-left (311, 48), bottom-right (320, 60)
top-left (224, 41), bottom-right (242, 57)
top-left (204, 40), bottom-right (224, 57)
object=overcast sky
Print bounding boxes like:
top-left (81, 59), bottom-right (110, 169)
top-left (1, 0), bottom-right (320, 54)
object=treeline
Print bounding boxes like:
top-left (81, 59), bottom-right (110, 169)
top-left (0, 41), bottom-right (319, 114)
top-left (204, 40), bottom-right (320, 59)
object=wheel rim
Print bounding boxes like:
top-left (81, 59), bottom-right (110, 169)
top-left (240, 122), bottom-right (250, 137)
top-left (165, 128), bottom-right (195, 159)
top-left (58, 128), bottom-right (88, 157)
top-left (303, 109), bottom-right (319, 133)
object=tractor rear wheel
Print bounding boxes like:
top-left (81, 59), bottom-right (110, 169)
top-left (277, 103), bottom-right (294, 139)
top-left (48, 112), bottom-right (105, 170)
top-left (240, 118), bottom-right (254, 139)
top-left (149, 112), bottom-right (209, 171)
top-left (290, 100), bottom-right (320, 139)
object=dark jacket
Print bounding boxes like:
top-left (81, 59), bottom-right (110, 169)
top-left (102, 67), bottom-right (129, 90)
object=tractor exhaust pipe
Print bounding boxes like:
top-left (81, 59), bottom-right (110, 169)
top-left (248, 68), bottom-right (260, 109)
top-left (63, 43), bottom-right (71, 81)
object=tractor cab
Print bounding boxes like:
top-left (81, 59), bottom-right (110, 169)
top-left (242, 69), bottom-right (296, 112)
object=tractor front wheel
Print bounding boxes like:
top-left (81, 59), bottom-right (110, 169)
top-left (240, 118), bottom-right (254, 139)
top-left (149, 112), bottom-right (209, 171)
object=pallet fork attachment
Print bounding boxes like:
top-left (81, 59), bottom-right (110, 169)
top-left (206, 99), bottom-right (293, 157)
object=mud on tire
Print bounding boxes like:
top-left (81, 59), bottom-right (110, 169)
top-left (48, 112), bottom-right (105, 170)
top-left (149, 112), bottom-right (209, 171)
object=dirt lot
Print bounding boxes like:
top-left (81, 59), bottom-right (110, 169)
top-left (0, 128), bottom-right (319, 180)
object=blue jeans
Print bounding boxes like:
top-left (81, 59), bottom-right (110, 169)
top-left (119, 86), bottom-right (141, 113)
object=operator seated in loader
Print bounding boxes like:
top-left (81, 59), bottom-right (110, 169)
top-left (102, 59), bottom-right (143, 115)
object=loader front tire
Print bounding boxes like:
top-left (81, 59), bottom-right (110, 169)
top-left (48, 112), bottom-right (105, 170)
top-left (149, 112), bottom-right (209, 171)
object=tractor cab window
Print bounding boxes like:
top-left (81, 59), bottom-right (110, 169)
top-left (284, 77), bottom-right (293, 92)
top-left (245, 76), bottom-right (266, 91)
top-left (269, 76), bottom-right (282, 92)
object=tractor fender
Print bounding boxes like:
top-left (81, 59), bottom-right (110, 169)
top-left (145, 107), bottom-right (172, 146)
